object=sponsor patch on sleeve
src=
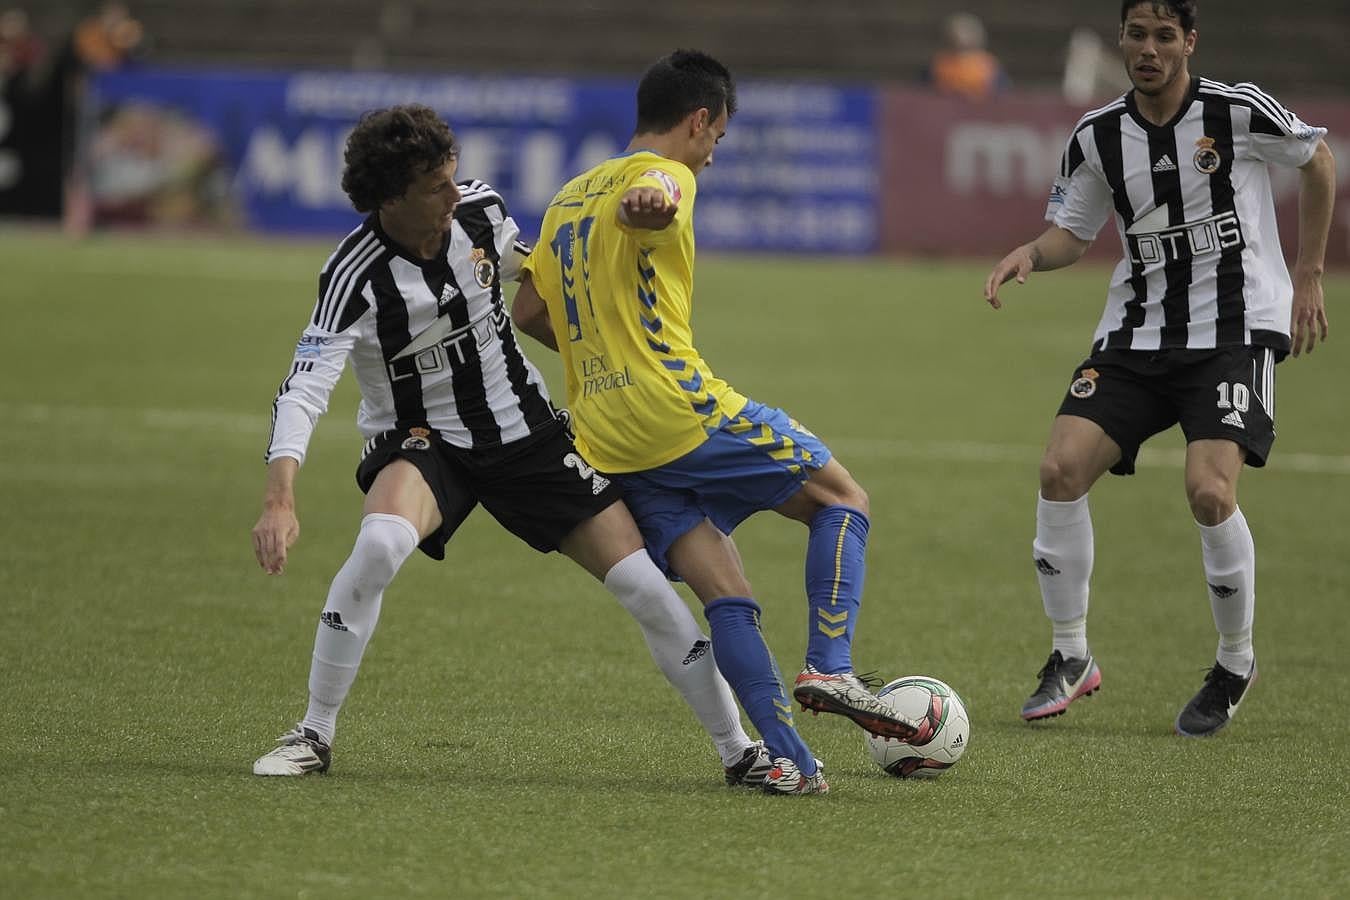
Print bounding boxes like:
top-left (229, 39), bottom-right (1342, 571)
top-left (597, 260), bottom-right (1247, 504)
top-left (643, 169), bottom-right (682, 204)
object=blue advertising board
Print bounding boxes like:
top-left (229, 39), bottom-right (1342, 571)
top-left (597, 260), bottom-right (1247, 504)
top-left (90, 67), bottom-right (877, 253)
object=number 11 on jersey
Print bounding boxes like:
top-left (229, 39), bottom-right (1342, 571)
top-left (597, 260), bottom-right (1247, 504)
top-left (550, 216), bottom-right (596, 342)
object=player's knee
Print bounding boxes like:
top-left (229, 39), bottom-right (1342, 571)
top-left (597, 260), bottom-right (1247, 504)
top-left (689, 571), bottom-right (753, 605)
top-left (1039, 453), bottom-right (1089, 500)
top-left (838, 481), bottom-right (869, 517)
top-left (803, 469), bottom-right (869, 517)
top-left (1186, 478), bottom-right (1236, 525)
top-left (353, 514), bottom-right (418, 580)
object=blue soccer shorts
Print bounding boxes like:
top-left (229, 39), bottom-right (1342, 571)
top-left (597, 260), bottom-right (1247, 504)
top-left (614, 399), bottom-right (832, 576)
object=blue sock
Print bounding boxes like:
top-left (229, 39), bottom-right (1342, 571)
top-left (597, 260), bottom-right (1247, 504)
top-left (804, 505), bottom-right (870, 674)
top-left (704, 597), bottom-right (817, 775)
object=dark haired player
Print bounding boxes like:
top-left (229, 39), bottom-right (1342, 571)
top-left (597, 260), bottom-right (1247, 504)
top-left (251, 105), bottom-right (770, 783)
top-left (515, 51), bottom-right (916, 794)
top-left (984, 1), bottom-right (1335, 736)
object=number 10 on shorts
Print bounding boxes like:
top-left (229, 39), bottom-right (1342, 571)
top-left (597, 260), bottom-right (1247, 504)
top-left (1216, 382), bottom-right (1250, 412)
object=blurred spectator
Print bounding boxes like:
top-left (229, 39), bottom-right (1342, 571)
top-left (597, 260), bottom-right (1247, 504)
top-left (0, 8), bottom-right (44, 80)
top-left (54, 2), bottom-right (148, 232)
top-left (69, 1), bottom-right (145, 73)
top-left (922, 12), bottom-right (1010, 102)
top-left (88, 101), bottom-right (237, 228)
top-left (1062, 26), bottom-right (1132, 104)
top-left (0, 8), bottom-right (61, 218)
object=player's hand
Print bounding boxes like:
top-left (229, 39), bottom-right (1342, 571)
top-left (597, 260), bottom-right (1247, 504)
top-left (252, 504), bottom-right (300, 575)
top-left (1289, 271), bottom-right (1329, 357)
top-left (984, 245), bottom-right (1036, 309)
top-left (619, 187), bottom-right (678, 230)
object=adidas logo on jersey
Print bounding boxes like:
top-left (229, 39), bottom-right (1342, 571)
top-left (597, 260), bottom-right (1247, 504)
top-left (1220, 410), bottom-right (1245, 429)
top-left (1152, 154), bottom-right (1178, 172)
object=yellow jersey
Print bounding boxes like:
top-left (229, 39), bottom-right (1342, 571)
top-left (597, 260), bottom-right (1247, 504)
top-left (523, 150), bottom-right (746, 473)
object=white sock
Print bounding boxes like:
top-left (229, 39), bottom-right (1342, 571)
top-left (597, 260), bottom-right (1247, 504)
top-left (603, 549), bottom-right (752, 767)
top-left (1197, 507), bottom-right (1256, 676)
top-left (1034, 492), bottom-right (1093, 660)
top-left (1051, 616), bottom-right (1089, 661)
top-left (302, 513), bottom-right (419, 745)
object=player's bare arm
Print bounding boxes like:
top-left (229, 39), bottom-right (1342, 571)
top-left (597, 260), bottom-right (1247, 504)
top-left (1290, 139), bottom-right (1336, 357)
top-left (253, 456), bottom-right (301, 575)
top-left (984, 226), bottom-right (1091, 308)
top-left (510, 273), bottom-right (558, 351)
top-left (618, 186), bottom-right (678, 230)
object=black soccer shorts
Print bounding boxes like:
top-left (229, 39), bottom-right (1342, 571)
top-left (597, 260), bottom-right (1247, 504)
top-left (1056, 345), bottom-right (1278, 476)
top-left (354, 421), bottom-right (622, 559)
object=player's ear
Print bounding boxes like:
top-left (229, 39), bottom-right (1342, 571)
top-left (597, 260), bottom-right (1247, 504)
top-left (689, 107), bottom-right (710, 135)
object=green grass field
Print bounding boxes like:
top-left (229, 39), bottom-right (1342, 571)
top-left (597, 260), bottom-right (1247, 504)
top-left (2, 228), bottom-right (1347, 898)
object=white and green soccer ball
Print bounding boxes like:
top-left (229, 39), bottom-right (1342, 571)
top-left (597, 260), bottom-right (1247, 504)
top-left (864, 676), bottom-right (970, 778)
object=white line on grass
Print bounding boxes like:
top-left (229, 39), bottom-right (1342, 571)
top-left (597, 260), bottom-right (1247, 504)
top-left (5, 402), bottom-right (1349, 475)
top-left (1, 242), bottom-right (317, 283)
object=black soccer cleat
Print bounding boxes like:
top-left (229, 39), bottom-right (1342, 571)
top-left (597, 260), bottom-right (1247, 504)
top-left (1175, 660), bottom-right (1257, 737)
top-left (724, 740), bottom-right (774, 787)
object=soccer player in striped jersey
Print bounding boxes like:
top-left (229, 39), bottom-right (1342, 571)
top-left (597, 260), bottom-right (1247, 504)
top-left (984, 1), bottom-right (1335, 737)
top-left (251, 105), bottom-right (772, 785)
top-left (515, 51), bottom-right (916, 795)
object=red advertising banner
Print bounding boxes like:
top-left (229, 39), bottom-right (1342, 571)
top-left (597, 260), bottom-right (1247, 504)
top-left (879, 86), bottom-right (1350, 266)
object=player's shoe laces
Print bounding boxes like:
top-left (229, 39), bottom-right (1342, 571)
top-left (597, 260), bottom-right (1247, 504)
top-left (762, 758), bottom-right (829, 796)
top-left (793, 665), bottom-right (920, 740)
top-left (1175, 660), bottom-right (1257, 737)
top-left (252, 725), bottom-right (331, 776)
top-left (1021, 650), bottom-right (1102, 721)
top-left (724, 740), bottom-right (774, 787)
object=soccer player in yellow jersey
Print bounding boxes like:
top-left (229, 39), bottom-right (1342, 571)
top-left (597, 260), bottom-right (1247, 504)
top-left (514, 50), bottom-right (918, 795)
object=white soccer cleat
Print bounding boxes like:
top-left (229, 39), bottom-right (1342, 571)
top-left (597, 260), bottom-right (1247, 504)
top-left (793, 665), bottom-right (922, 740)
top-left (253, 725), bottom-right (331, 776)
top-left (762, 757), bottom-right (829, 795)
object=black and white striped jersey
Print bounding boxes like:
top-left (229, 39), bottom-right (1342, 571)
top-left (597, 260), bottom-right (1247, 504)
top-left (1047, 76), bottom-right (1326, 355)
top-left (266, 180), bottom-right (556, 464)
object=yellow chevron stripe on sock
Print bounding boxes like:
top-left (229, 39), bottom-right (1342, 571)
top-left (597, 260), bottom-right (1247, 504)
top-left (818, 609), bottom-right (849, 625)
top-left (817, 622), bottom-right (847, 638)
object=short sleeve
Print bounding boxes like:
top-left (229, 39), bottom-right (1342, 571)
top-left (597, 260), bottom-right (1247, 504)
top-left (496, 214), bottom-right (531, 282)
top-left (1047, 128), bottom-right (1113, 241)
top-left (620, 161), bottom-right (698, 247)
top-left (1241, 88), bottom-right (1326, 168)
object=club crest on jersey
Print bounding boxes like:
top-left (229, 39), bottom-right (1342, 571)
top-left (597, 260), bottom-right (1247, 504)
top-left (469, 247), bottom-right (495, 288)
top-left (401, 428), bottom-right (432, 451)
top-left (1194, 136), bottom-right (1222, 174)
top-left (1070, 367), bottom-right (1099, 399)
top-left (643, 169), bottom-right (681, 204)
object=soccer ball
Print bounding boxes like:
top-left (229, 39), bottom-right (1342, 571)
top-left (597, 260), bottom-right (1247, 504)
top-left (864, 676), bottom-right (970, 778)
